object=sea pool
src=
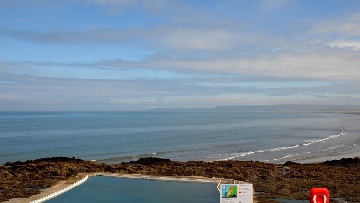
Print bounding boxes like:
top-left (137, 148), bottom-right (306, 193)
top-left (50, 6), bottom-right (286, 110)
top-left (46, 176), bottom-right (219, 203)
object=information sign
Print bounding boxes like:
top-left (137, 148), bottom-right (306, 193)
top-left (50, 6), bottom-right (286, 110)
top-left (220, 184), bottom-right (253, 203)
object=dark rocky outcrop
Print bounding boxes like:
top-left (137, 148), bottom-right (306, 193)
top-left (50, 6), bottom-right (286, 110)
top-left (1, 157), bottom-right (360, 202)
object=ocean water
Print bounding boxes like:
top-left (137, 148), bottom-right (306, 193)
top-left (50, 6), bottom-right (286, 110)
top-left (46, 176), bottom-right (219, 203)
top-left (1, 110), bottom-right (360, 165)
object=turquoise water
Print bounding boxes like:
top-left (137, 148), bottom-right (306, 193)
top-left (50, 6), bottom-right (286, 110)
top-left (1, 109), bottom-right (359, 165)
top-left (46, 176), bottom-right (219, 203)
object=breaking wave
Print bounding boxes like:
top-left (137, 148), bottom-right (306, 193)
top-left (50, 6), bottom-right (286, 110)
top-left (212, 131), bottom-right (346, 162)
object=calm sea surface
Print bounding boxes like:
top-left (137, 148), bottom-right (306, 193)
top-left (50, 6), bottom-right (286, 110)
top-left (1, 110), bottom-right (360, 165)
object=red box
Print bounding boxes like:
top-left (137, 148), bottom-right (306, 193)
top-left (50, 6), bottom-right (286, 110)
top-left (310, 188), bottom-right (330, 203)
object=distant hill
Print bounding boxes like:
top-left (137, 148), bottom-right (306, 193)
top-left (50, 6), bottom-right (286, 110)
top-left (149, 104), bottom-right (360, 112)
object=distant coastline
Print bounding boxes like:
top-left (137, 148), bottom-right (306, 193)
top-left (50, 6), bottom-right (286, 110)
top-left (149, 104), bottom-right (360, 112)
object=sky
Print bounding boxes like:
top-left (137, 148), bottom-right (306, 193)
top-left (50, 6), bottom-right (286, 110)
top-left (1, 0), bottom-right (360, 111)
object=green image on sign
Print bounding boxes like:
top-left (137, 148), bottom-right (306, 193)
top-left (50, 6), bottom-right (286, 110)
top-left (221, 185), bottom-right (237, 198)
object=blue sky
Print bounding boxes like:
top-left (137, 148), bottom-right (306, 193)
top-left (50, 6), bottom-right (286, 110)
top-left (1, 0), bottom-right (360, 111)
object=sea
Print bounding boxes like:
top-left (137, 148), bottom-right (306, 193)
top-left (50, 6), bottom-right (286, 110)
top-left (1, 107), bottom-right (360, 165)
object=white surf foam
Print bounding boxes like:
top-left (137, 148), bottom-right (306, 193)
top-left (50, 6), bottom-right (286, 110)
top-left (303, 131), bottom-right (345, 146)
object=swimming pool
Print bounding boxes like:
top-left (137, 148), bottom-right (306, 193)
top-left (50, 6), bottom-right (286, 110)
top-left (46, 176), bottom-right (219, 203)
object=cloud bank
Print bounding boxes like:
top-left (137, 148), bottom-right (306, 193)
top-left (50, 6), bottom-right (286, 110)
top-left (1, 1), bottom-right (359, 110)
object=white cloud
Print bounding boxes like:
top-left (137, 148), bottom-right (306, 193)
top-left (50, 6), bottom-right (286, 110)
top-left (140, 0), bottom-right (175, 14)
top-left (99, 48), bottom-right (360, 80)
top-left (0, 93), bottom-right (21, 100)
top-left (259, 0), bottom-right (293, 11)
top-left (0, 26), bottom-right (251, 52)
top-left (74, 0), bottom-right (136, 14)
top-left (310, 12), bottom-right (360, 36)
top-left (2, 24), bottom-right (359, 81)
top-left (156, 27), bottom-right (242, 52)
top-left (327, 40), bottom-right (360, 51)
top-left (2, 64), bottom-right (360, 111)
top-left (83, 0), bottom-right (133, 5)
top-left (3, 0), bottom-right (360, 110)
top-left (0, 61), bottom-right (10, 72)
top-left (75, 0), bottom-right (177, 15)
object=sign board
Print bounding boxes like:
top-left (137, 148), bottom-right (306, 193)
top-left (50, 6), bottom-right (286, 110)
top-left (220, 184), bottom-right (253, 203)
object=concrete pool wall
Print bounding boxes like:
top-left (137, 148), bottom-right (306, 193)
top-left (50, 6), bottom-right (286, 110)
top-left (4, 173), bottom-right (256, 203)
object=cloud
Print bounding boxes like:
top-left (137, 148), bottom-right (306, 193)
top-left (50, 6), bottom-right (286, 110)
top-left (154, 27), bottom-right (244, 52)
top-left (0, 27), bottom-right (137, 44)
top-left (0, 61), bottom-right (10, 72)
top-left (310, 12), bottom-right (360, 36)
top-left (2, 1), bottom-right (360, 110)
top-left (2, 64), bottom-right (360, 111)
top-left (0, 0), bottom-right (48, 7)
top-left (74, 0), bottom-right (177, 15)
top-left (97, 47), bottom-right (360, 80)
top-left (259, 0), bottom-right (293, 11)
top-left (83, 0), bottom-right (133, 5)
top-left (74, 0), bottom-right (135, 14)
top-left (6, 41), bottom-right (359, 82)
top-left (3, 28), bottom-right (359, 81)
top-left (327, 40), bottom-right (360, 51)
top-left (0, 26), bottom-right (256, 54)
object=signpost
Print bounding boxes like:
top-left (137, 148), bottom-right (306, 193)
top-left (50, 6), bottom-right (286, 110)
top-left (220, 184), bottom-right (253, 203)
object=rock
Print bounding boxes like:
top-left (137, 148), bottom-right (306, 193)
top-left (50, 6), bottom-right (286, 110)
top-left (1, 157), bottom-right (360, 202)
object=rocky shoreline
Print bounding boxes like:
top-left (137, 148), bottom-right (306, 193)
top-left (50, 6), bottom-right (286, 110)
top-left (1, 157), bottom-right (360, 203)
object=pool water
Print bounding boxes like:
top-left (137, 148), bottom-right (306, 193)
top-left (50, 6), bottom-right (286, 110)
top-left (46, 176), bottom-right (219, 203)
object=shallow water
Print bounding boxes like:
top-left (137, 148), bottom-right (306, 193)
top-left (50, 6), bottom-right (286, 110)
top-left (46, 176), bottom-right (219, 203)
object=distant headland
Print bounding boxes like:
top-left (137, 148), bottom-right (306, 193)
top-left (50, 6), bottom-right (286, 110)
top-left (149, 104), bottom-right (360, 113)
